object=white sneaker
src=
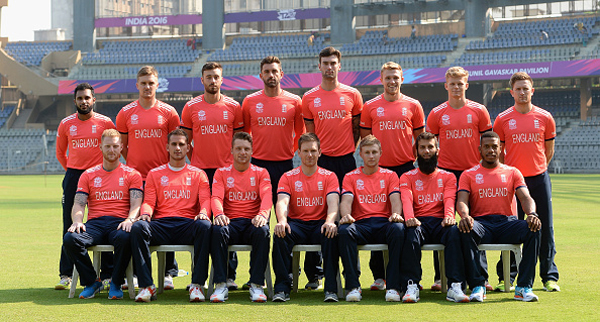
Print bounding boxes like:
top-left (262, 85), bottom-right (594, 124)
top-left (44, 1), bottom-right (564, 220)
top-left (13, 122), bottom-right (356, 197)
top-left (55, 275), bottom-right (71, 290)
top-left (210, 282), bottom-right (229, 303)
top-left (446, 282), bottom-right (469, 303)
top-left (370, 278), bottom-right (386, 291)
top-left (469, 286), bottom-right (486, 302)
top-left (135, 285), bottom-right (157, 302)
top-left (189, 283), bottom-right (205, 302)
top-left (164, 275), bottom-right (174, 290)
top-left (345, 288), bottom-right (362, 302)
top-left (385, 289), bottom-right (401, 302)
top-left (122, 276), bottom-right (138, 290)
top-left (249, 283), bottom-right (267, 302)
top-left (514, 286), bottom-right (539, 302)
top-left (402, 280), bottom-right (420, 303)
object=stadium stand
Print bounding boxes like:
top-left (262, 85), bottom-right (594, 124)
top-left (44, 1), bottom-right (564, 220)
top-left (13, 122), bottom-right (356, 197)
top-left (341, 30), bottom-right (458, 55)
top-left (0, 105), bottom-right (15, 129)
top-left (69, 64), bottom-right (192, 80)
top-left (554, 116), bottom-right (600, 172)
top-left (4, 41), bottom-right (72, 66)
top-left (0, 129), bottom-right (54, 173)
top-left (81, 39), bottom-right (200, 65)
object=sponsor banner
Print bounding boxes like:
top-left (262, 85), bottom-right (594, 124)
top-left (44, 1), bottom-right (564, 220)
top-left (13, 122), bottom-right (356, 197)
top-left (59, 59), bottom-right (600, 95)
top-left (95, 14), bottom-right (202, 28)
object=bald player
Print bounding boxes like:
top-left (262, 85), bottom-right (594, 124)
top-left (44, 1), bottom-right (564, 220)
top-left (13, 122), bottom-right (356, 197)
top-left (426, 66), bottom-right (493, 291)
top-left (493, 72), bottom-right (559, 292)
top-left (116, 66), bottom-right (181, 288)
top-left (56, 82), bottom-right (116, 290)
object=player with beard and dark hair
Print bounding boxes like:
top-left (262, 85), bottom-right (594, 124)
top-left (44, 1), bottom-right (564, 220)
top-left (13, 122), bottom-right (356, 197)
top-left (55, 83), bottom-right (116, 290)
top-left (398, 132), bottom-right (469, 303)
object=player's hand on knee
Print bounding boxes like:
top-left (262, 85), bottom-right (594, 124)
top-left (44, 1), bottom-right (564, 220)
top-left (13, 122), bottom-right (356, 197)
top-left (321, 222), bottom-right (337, 238)
top-left (339, 214), bottom-right (355, 225)
top-left (458, 215), bottom-right (473, 233)
top-left (526, 214), bottom-right (541, 232)
top-left (405, 217), bottom-right (420, 227)
top-left (68, 222), bottom-right (86, 234)
top-left (118, 218), bottom-right (134, 232)
top-left (195, 212), bottom-right (210, 221)
top-left (274, 221), bottom-right (290, 238)
top-left (252, 214), bottom-right (268, 227)
top-left (441, 216), bottom-right (456, 227)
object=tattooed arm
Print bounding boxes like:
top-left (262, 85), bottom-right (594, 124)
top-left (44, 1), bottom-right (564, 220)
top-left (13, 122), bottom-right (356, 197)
top-left (118, 189), bottom-right (143, 232)
top-left (68, 193), bottom-right (88, 233)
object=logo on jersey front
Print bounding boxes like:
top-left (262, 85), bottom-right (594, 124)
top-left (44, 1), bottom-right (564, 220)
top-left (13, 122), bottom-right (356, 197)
top-left (198, 110), bottom-right (206, 121)
top-left (314, 98), bottom-right (321, 108)
top-left (93, 177), bottom-right (102, 188)
top-left (501, 174), bottom-right (507, 183)
top-left (250, 177), bottom-right (256, 187)
top-left (339, 97), bottom-right (345, 106)
top-left (223, 111), bottom-right (229, 120)
top-left (475, 174), bottom-right (484, 184)
top-left (377, 107), bottom-right (385, 117)
top-left (438, 178), bottom-right (443, 188)
top-left (256, 103), bottom-right (264, 113)
top-left (318, 181), bottom-right (323, 190)
top-left (226, 177), bottom-right (235, 188)
top-left (161, 176), bottom-right (169, 186)
top-left (356, 179), bottom-right (365, 190)
top-left (295, 181), bottom-right (303, 192)
top-left (186, 177), bottom-right (192, 186)
top-left (119, 178), bottom-right (124, 186)
top-left (69, 125), bottom-right (77, 136)
top-left (534, 119), bottom-right (540, 129)
top-left (509, 119), bottom-right (517, 130)
top-left (91, 125), bottom-right (97, 134)
top-left (131, 114), bottom-right (139, 125)
top-left (402, 107), bottom-right (408, 116)
top-left (282, 104), bottom-right (287, 113)
top-left (467, 114), bottom-right (472, 124)
top-left (442, 115), bottom-right (450, 125)
top-left (158, 115), bottom-right (163, 125)
top-left (415, 179), bottom-right (423, 191)
top-left (380, 180), bottom-right (385, 189)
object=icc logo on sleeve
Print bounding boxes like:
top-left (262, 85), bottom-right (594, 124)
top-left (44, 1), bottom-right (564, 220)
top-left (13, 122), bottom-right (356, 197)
top-left (442, 115), bottom-right (450, 125)
top-left (295, 181), bottom-right (303, 192)
top-left (475, 174), bottom-right (484, 184)
top-left (227, 177), bottom-right (235, 188)
top-left (161, 176), bottom-right (169, 186)
top-left (93, 177), bottom-right (102, 188)
top-left (356, 179), bottom-right (365, 190)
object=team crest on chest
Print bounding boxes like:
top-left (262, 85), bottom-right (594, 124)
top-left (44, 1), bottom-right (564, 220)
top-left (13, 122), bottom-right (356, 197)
top-left (314, 97), bottom-right (321, 108)
top-left (227, 177), bottom-right (235, 188)
top-left (356, 179), bottom-right (365, 190)
top-left (256, 103), bottom-right (264, 113)
top-left (186, 177), bottom-right (192, 185)
top-left (339, 97), bottom-right (345, 106)
top-left (91, 125), bottom-right (97, 134)
top-left (467, 114), bottom-right (472, 124)
top-left (380, 180), bottom-right (385, 189)
top-left (119, 178), bottom-right (124, 186)
top-left (161, 176), bottom-right (169, 186)
top-left (282, 104), bottom-right (287, 113)
top-left (501, 174), bottom-right (507, 183)
top-left (198, 110), bottom-right (206, 121)
top-left (295, 181), bottom-right (303, 192)
top-left (70, 125), bottom-right (77, 136)
top-left (223, 111), bottom-right (229, 120)
top-left (318, 181), bottom-right (323, 190)
top-left (94, 177), bottom-right (102, 188)
top-left (415, 179), bottom-right (423, 191)
top-left (438, 178), bottom-right (443, 188)
top-left (402, 107), bottom-right (408, 116)
top-left (442, 115), bottom-right (450, 125)
top-left (377, 107), bottom-right (385, 117)
top-left (250, 177), bottom-right (256, 186)
top-left (534, 119), bottom-right (540, 129)
top-left (131, 114), bottom-right (139, 125)
top-left (475, 174), bottom-right (484, 185)
top-left (509, 119), bottom-right (517, 130)
top-left (158, 115), bottom-right (163, 125)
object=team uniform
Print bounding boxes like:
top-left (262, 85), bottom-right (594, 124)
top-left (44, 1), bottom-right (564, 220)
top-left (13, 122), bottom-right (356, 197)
top-left (181, 94), bottom-right (244, 183)
top-left (56, 113), bottom-right (115, 279)
top-left (271, 166), bottom-right (340, 295)
top-left (63, 163), bottom-right (142, 288)
top-left (302, 84), bottom-right (363, 187)
top-left (210, 164), bottom-right (272, 287)
top-left (494, 105), bottom-right (558, 284)
top-left (399, 168), bottom-right (465, 289)
top-left (458, 164), bottom-right (540, 290)
top-left (338, 167), bottom-right (405, 291)
top-left (360, 94), bottom-right (425, 175)
top-left (130, 164), bottom-right (212, 290)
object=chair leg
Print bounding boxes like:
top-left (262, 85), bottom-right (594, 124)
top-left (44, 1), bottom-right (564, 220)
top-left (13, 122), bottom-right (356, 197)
top-left (265, 260), bottom-right (274, 299)
top-left (438, 249), bottom-right (447, 292)
top-left (514, 247), bottom-right (522, 269)
top-left (207, 264), bottom-right (215, 296)
top-left (502, 250), bottom-right (511, 293)
top-left (126, 260), bottom-right (135, 299)
top-left (69, 267), bottom-right (79, 298)
top-left (292, 250), bottom-right (300, 293)
top-left (336, 261), bottom-right (344, 298)
top-left (157, 251), bottom-right (166, 294)
top-left (92, 250), bottom-right (101, 279)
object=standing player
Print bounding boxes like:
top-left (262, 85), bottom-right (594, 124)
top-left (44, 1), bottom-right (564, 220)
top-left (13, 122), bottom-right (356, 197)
top-left (493, 72), bottom-right (560, 292)
top-left (116, 66), bottom-right (181, 289)
top-left (210, 132), bottom-right (272, 303)
top-left (181, 62), bottom-right (244, 289)
top-left (63, 129), bottom-right (142, 299)
top-left (457, 131), bottom-right (541, 302)
top-left (130, 129), bottom-right (212, 302)
top-left (426, 66), bottom-right (493, 291)
top-left (399, 132), bottom-right (469, 303)
top-left (271, 133), bottom-right (340, 302)
top-left (55, 83), bottom-right (116, 290)
top-left (338, 135), bottom-right (405, 302)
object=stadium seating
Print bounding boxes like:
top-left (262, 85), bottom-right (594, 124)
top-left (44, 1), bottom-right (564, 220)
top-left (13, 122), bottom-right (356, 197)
top-left (341, 30), bottom-right (458, 56)
top-left (0, 128), bottom-right (51, 173)
top-left (81, 38), bottom-right (201, 65)
top-left (0, 105), bottom-right (16, 129)
top-left (4, 41), bottom-right (72, 66)
top-left (69, 64), bottom-right (192, 80)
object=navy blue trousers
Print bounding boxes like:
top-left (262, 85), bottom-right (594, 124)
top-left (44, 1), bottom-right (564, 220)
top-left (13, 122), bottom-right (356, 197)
top-left (272, 219), bottom-right (339, 293)
top-left (130, 217), bottom-right (211, 288)
top-left (210, 218), bottom-right (270, 285)
top-left (339, 217), bottom-right (405, 291)
top-left (63, 216), bottom-right (130, 286)
top-left (401, 217), bottom-right (465, 289)
top-left (460, 215), bottom-right (540, 288)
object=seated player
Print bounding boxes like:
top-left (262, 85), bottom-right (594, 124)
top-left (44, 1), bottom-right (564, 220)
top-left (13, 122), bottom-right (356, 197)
top-left (338, 135), bottom-right (405, 302)
top-left (210, 132), bottom-right (272, 303)
top-left (399, 132), bottom-right (469, 303)
top-left (271, 133), bottom-right (340, 302)
top-left (130, 129), bottom-right (212, 302)
top-left (458, 131), bottom-right (542, 302)
top-left (63, 129), bottom-right (142, 300)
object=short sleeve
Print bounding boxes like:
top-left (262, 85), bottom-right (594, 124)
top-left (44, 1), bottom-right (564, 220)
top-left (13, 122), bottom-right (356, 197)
top-left (233, 103), bottom-right (244, 130)
top-left (76, 172), bottom-right (91, 195)
top-left (545, 115), bottom-right (556, 140)
top-left (302, 94), bottom-right (314, 120)
top-left (359, 105), bottom-right (372, 129)
top-left (168, 106), bottom-right (180, 132)
top-left (458, 172), bottom-right (471, 193)
top-left (128, 170), bottom-right (144, 191)
top-left (277, 174), bottom-right (292, 195)
top-left (116, 109), bottom-right (128, 134)
top-left (387, 172), bottom-right (400, 195)
top-left (512, 168), bottom-right (527, 190)
top-left (341, 174), bottom-right (354, 195)
top-left (180, 103), bottom-right (193, 129)
top-left (326, 173), bottom-right (340, 195)
top-left (493, 116), bottom-right (505, 142)
top-left (478, 106), bottom-right (493, 132)
top-left (352, 90), bottom-right (363, 116)
top-left (242, 98), bottom-right (252, 133)
top-left (412, 102), bottom-right (425, 130)
top-left (426, 110), bottom-right (439, 135)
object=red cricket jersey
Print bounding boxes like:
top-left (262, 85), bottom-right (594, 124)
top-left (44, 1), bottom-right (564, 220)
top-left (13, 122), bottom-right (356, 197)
top-left (56, 113), bottom-right (116, 170)
top-left (342, 167), bottom-right (400, 221)
top-left (76, 163), bottom-right (143, 220)
top-left (242, 90), bottom-right (304, 161)
top-left (426, 100), bottom-right (492, 171)
top-left (181, 95), bottom-right (244, 169)
top-left (277, 166), bottom-right (339, 221)
top-left (399, 168), bottom-right (456, 220)
top-left (360, 94), bottom-right (425, 167)
top-left (212, 164), bottom-right (272, 219)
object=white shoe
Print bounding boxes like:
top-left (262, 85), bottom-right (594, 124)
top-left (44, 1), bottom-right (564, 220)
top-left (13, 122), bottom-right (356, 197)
top-left (345, 288), bottom-right (362, 302)
top-left (189, 283), bottom-right (205, 302)
top-left (164, 275), bottom-right (174, 290)
top-left (370, 278), bottom-right (386, 291)
top-left (55, 275), bottom-right (71, 290)
top-left (469, 286), bottom-right (486, 302)
top-left (385, 289), bottom-right (401, 302)
top-left (135, 285), bottom-right (157, 302)
top-left (446, 282), bottom-right (469, 303)
top-left (122, 276), bottom-right (138, 290)
top-left (249, 283), bottom-right (267, 302)
top-left (402, 280), bottom-right (420, 303)
top-left (210, 282), bottom-right (229, 303)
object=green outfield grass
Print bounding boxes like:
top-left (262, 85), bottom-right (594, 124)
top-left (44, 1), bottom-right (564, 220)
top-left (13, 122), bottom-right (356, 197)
top-left (0, 174), bottom-right (599, 321)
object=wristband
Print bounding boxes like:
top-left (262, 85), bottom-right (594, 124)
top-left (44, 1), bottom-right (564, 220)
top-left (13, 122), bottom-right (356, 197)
top-left (215, 214), bottom-right (224, 218)
top-left (260, 214), bottom-right (268, 219)
top-left (528, 212), bottom-right (538, 218)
